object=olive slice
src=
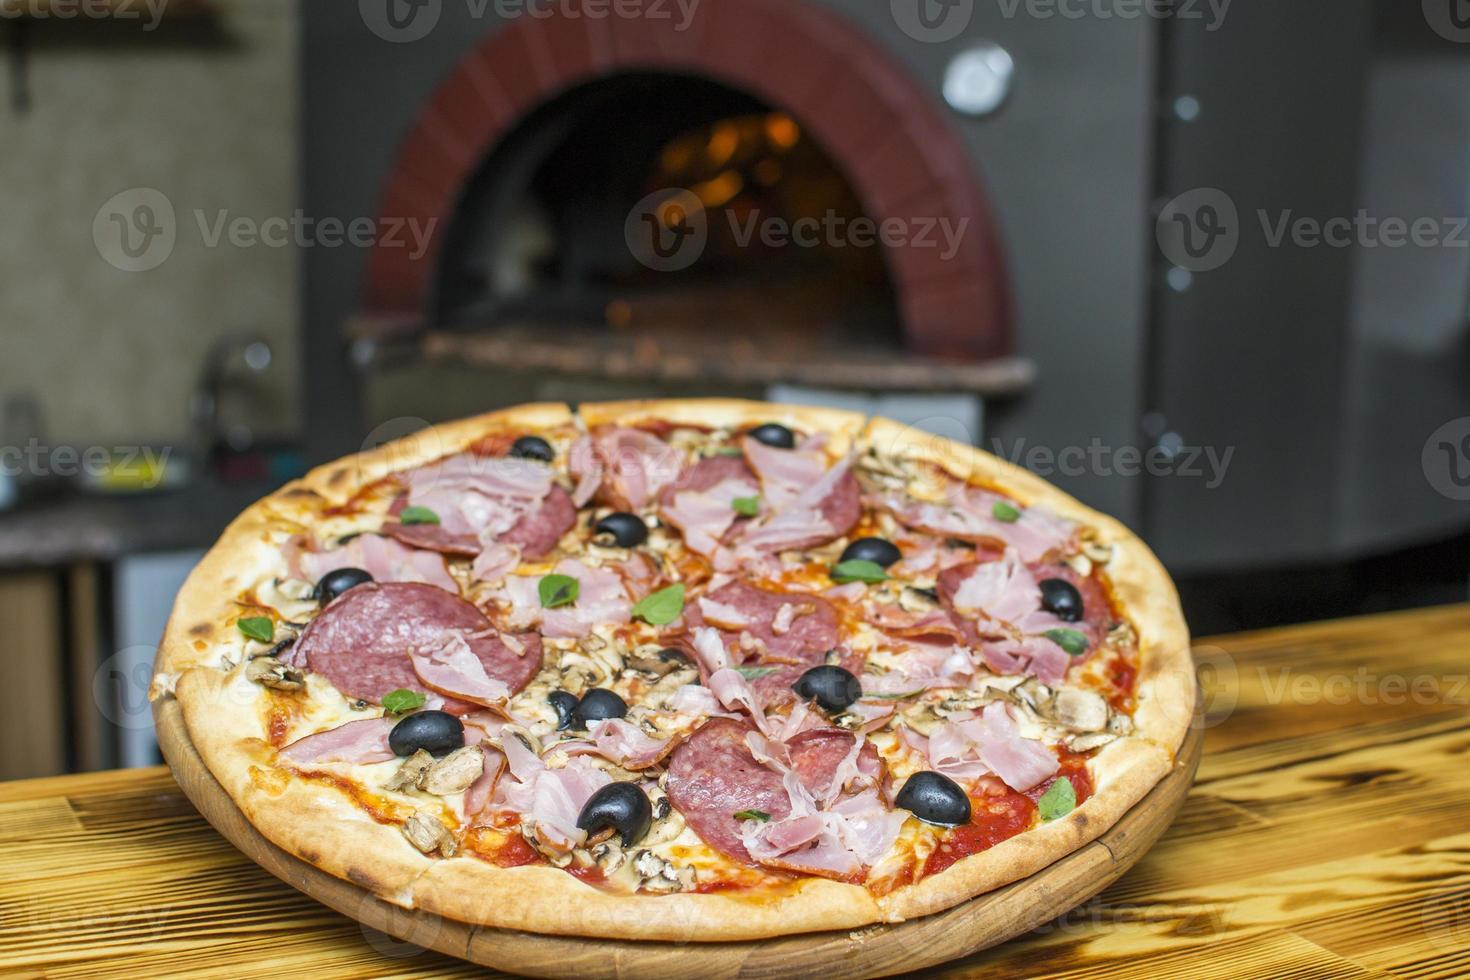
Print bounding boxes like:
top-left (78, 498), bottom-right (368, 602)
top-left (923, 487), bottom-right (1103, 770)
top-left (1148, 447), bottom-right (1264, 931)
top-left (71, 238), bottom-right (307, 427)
top-left (894, 771), bottom-right (972, 827)
top-left (509, 435), bottom-right (555, 463)
top-left (792, 664), bottom-right (862, 713)
top-left (838, 537), bottom-right (902, 568)
top-left (1038, 578), bottom-right (1084, 623)
top-left (593, 512), bottom-right (648, 548)
top-left (548, 690), bottom-right (579, 731)
top-left (315, 567), bottom-right (373, 605)
top-left (570, 688), bottom-right (628, 728)
top-left (388, 710), bottom-right (464, 758)
top-left (576, 782), bottom-right (653, 847)
top-left (747, 423), bottom-right (796, 449)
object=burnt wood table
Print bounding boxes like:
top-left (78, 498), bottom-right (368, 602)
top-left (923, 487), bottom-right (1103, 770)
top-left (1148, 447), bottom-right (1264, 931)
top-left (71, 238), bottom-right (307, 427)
top-left (4, 604), bottom-right (1469, 979)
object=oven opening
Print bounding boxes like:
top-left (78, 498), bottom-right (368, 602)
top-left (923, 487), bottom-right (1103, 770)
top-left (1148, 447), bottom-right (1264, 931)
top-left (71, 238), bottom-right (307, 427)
top-left (434, 72), bottom-right (904, 353)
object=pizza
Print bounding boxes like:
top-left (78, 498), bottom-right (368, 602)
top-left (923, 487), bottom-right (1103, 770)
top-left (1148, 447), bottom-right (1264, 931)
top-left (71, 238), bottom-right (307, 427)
top-left (152, 399), bottom-right (1193, 942)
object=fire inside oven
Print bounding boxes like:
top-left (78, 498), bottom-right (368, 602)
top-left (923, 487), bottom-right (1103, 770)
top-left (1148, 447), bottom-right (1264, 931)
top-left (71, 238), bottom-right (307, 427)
top-left (433, 72), bottom-right (903, 352)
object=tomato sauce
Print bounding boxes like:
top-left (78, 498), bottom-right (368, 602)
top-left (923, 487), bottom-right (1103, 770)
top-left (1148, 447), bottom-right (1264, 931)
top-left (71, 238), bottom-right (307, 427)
top-left (922, 753), bottom-right (1095, 878)
top-left (463, 826), bottom-right (542, 868)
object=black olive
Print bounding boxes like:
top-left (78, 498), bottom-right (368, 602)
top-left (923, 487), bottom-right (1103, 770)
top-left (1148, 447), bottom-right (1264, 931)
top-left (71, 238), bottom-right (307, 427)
top-left (576, 781), bottom-right (652, 846)
top-left (315, 567), bottom-right (373, 604)
top-left (839, 537), bottom-right (902, 568)
top-left (509, 435), bottom-right (555, 463)
top-left (1038, 578), bottom-right (1084, 623)
top-left (387, 709), bottom-right (464, 758)
top-left (894, 771), bottom-right (972, 827)
top-left (792, 665), bottom-right (862, 713)
top-left (570, 688), bottom-right (628, 728)
top-left (593, 512), bottom-right (648, 548)
top-left (747, 423), bottom-right (796, 449)
top-left (548, 690), bottom-right (579, 731)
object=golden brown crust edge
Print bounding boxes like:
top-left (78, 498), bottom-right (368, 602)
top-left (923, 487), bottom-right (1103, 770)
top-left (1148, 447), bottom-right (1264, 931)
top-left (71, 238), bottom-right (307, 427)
top-left (158, 400), bottom-right (1193, 941)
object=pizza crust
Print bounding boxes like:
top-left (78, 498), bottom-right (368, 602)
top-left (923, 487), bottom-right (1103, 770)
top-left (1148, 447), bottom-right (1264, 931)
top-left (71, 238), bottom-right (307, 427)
top-left (159, 399), bottom-right (1195, 942)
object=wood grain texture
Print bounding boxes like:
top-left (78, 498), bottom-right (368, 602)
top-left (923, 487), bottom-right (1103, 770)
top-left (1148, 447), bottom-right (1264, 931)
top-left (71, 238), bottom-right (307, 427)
top-left (3, 604), bottom-right (1469, 978)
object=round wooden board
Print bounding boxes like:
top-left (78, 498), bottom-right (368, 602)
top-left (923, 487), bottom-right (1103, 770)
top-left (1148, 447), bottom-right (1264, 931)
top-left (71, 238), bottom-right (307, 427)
top-left (154, 697), bottom-right (1201, 979)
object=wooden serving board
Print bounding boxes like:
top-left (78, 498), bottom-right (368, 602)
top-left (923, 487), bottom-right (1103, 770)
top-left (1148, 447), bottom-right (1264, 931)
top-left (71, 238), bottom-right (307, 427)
top-left (154, 697), bottom-right (1201, 980)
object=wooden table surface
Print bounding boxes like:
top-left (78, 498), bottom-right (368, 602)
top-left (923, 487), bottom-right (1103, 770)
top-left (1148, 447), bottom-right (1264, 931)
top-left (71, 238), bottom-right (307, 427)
top-left (5, 604), bottom-right (1470, 979)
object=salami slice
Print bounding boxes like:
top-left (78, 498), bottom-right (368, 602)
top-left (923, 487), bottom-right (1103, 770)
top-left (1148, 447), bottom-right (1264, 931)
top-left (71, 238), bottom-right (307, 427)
top-left (684, 580), bottom-right (838, 700)
top-left (667, 720), bottom-right (877, 863)
top-left (500, 483), bottom-right (576, 558)
top-left (381, 520), bottom-right (480, 557)
top-left (295, 581), bottom-right (543, 704)
top-left (786, 728), bottom-right (884, 801)
top-left (661, 454), bottom-right (757, 500)
top-left (666, 718), bottom-right (791, 863)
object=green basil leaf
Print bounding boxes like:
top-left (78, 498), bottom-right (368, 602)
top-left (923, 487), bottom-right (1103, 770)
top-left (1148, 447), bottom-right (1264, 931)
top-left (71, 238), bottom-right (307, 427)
top-left (399, 505), bottom-right (441, 526)
top-left (733, 666), bottom-right (777, 680)
top-left (539, 573), bottom-right (580, 609)
top-left (831, 559), bottom-right (888, 584)
top-left (733, 809), bottom-right (770, 822)
top-left (381, 689), bottom-right (427, 715)
top-left (1037, 777), bottom-right (1077, 821)
top-left (237, 616), bottom-right (274, 643)
top-left (1044, 627), bottom-right (1089, 656)
top-left (991, 500), bottom-right (1021, 523)
top-left (631, 583), bottom-right (686, 625)
top-left (731, 495), bottom-right (761, 517)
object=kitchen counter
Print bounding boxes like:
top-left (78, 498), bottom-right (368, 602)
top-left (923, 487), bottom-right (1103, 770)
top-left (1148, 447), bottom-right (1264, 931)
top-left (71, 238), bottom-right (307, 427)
top-left (0, 479), bottom-right (278, 569)
top-left (3, 604), bottom-right (1468, 978)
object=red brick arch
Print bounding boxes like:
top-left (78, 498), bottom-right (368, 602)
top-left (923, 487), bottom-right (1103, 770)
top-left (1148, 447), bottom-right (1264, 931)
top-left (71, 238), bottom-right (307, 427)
top-left (363, 0), bottom-right (1011, 359)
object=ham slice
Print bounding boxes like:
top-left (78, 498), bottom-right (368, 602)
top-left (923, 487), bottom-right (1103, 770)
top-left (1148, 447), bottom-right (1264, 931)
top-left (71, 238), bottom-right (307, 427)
top-left (733, 451), bottom-right (860, 555)
top-left (463, 745), bottom-right (507, 816)
top-left (571, 427), bottom-right (683, 511)
top-left (485, 743), bottom-right (612, 854)
top-left (279, 717), bottom-right (396, 765)
top-left (882, 485), bottom-right (1076, 563)
top-left (295, 533), bottom-right (458, 595)
top-left (919, 701), bottom-right (1059, 791)
top-left (935, 554), bottom-right (1093, 682)
top-left (563, 718), bottom-right (677, 770)
top-left (410, 631), bottom-right (512, 707)
top-left (500, 559), bottom-right (631, 638)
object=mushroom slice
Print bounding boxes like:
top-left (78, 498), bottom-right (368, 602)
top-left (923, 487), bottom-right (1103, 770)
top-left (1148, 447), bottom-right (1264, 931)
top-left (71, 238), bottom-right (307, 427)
top-left (384, 749), bottom-right (435, 793)
top-left (1068, 731), bottom-right (1118, 752)
top-left (1047, 688), bottom-right (1110, 733)
top-left (402, 810), bottom-right (457, 857)
top-left (421, 746), bottom-right (484, 796)
top-left (245, 656), bottom-right (304, 692)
